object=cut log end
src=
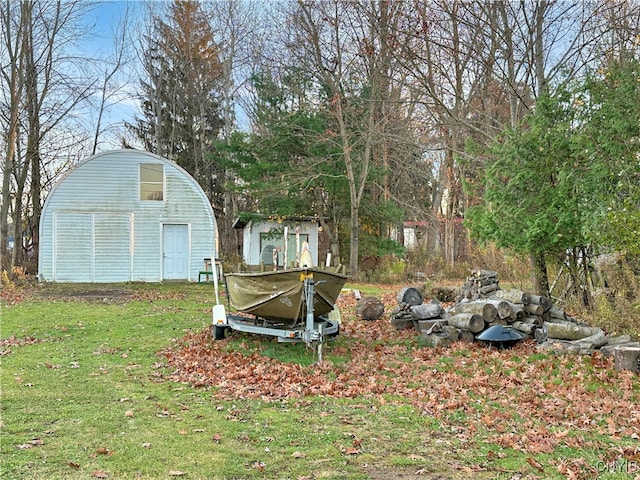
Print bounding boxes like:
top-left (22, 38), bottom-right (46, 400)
top-left (356, 297), bottom-right (385, 321)
top-left (613, 346), bottom-right (640, 373)
top-left (396, 287), bottom-right (424, 306)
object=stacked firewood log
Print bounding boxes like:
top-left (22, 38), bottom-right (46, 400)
top-left (456, 269), bottom-right (500, 301)
top-left (387, 269), bottom-right (639, 371)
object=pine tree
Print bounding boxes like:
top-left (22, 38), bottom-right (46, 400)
top-left (131, 0), bottom-right (224, 208)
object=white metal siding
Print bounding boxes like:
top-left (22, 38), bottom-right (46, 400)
top-left (132, 209), bottom-right (162, 282)
top-left (243, 220), bottom-right (319, 266)
top-left (94, 213), bottom-right (132, 282)
top-left (54, 213), bottom-right (93, 282)
top-left (39, 150), bottom-right (217, 283)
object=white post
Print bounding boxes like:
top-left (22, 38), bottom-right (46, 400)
top-left (295, 226), bottom-right (301, 267)
top-left (283, 226), bottom-right (288, 268)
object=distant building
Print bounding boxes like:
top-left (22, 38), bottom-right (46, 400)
top-left (232, 215), bottom-right (321, 269)
top-left (38, 149), bottom-right (218, 282)
top-left (403, 220), bottom-right (431, 249)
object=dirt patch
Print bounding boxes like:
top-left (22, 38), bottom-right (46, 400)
top-left (33, 284), bottom-right (134, 303)
top-left (364, 467), bottom-right (475, 479)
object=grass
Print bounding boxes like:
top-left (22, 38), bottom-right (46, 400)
top-left (1, 281), bottom-right (639, 479)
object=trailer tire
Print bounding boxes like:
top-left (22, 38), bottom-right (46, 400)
top-left (213, 325), bottom-right (227, 340)
top-left (328, 323), bottom-right (340, 338)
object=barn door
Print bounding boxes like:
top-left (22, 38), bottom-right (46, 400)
top-left (163, 224), bottom-right (188, 280)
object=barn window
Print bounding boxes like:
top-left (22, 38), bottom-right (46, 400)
top-left (140, 164), bottom-right (163, 201)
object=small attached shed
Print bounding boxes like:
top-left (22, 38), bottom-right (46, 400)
top-left (38, 149), bottom-right (218, 282)
top-left (233, 215), bottom-right (322, 269)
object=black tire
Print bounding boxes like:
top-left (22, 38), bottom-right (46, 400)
top-left (328, 323), bottom-right (340, 338)
top-left (213, 325), bottom-right (226, 340)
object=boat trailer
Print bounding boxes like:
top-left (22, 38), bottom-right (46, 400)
top-left (212, 275), bottom-right (339, 362)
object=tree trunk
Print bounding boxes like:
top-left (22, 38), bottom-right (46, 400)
top-left (25, 10), bottom-right (41, 273)
top-left (0, 7), bottom-right (22, 261)
top-left (482, 298), bottom-right (513, 320)
top-left (530, 251), bottom-right (550, 296)
top-left (349, 205), bottom-right (359, 278)
top-left (524, 303), bottom-right (544, 316)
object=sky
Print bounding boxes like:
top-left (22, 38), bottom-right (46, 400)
top-left (75, 0), bottom-right (252, 151)
top-left (79, 1), bottom-right (148, 150)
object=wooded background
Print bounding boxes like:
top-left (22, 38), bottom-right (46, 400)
top-left (2, 0), bottom-right (639, 298)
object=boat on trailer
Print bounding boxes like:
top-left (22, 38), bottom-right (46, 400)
top-left (225, 267), bottom-right (347, 324)
top-left (212, 267), bottom-right (348, 361)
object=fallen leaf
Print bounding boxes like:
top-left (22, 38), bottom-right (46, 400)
top-left (169, 471), bottom-right (185, 476)
top-left (124, 410), bottom-right (134, 417)
top-left (527, 456), bottom-right (545, 472)
top-left (212, 434), bottom-right (222, 443)
top-left (253, 461), bottom-right (266, 472)
top-left (141, 443), bottom-right (152, 449)
top-left (67, 461), bottom-right (80, 468)
top-left (292, 451), bottom-right (305, 458)
top-left (96, 447), bottom-right (110, 455)
top-left (92, 470), bottom-right (108, 478)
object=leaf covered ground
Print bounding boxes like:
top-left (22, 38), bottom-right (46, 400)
top-left (2, 282), bottom-right (639, 479)
top-left (162, 287), bottom-right (640, 479)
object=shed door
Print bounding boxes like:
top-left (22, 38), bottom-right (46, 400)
top-left (163, 224), bottom-right (188, 280)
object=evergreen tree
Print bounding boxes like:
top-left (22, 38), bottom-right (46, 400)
top-left (581, 57), bottom-right (640, 256)
top-left (131, 0), bottom-right (224, 209)
top-left (465, 90), bottom-right (589, 295)
top-left (217, 69), bottom-right (350, 262)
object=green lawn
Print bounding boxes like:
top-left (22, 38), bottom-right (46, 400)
top-left (1, 282), bottom-right (638, 479)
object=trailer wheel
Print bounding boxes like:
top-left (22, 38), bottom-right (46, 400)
top-left (213, 325), bottom-right (227, 340)
top-left (328, 323), bottom-right (340, 338)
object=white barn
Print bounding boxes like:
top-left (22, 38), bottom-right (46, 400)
top-left (38, 149), bottom-right (218, 283)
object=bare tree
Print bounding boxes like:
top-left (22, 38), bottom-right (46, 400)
top-left (392, 1), bottom-right (611, 275)
top-left (207, 0), bottom-right (262, 255)
top-left (90, 3), bottom-right (136, 154)
top-left (589, 0), bottom-right (640, 62)
top-left (275, 0), bottom-right (414, 277)
top-left (1, 0), bottom-right (95, 275)
top-left (0, 0), bottom-right (25, 271)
